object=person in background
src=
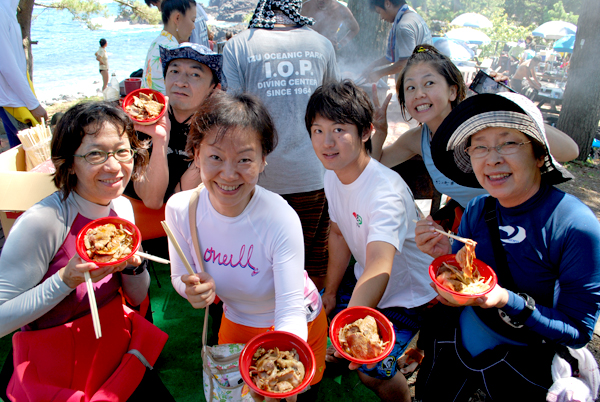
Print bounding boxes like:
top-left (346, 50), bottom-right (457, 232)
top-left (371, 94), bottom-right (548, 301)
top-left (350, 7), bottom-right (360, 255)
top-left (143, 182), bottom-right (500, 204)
top-left (307, 80), bottom-right (436, 402)
top-left (166, 92), bottom-right (327, 401)
top-left (360, 0), bottom-right (432, 84)
top-left (302, 0), bottom-right (360, 50)
top-left (207, 29), bottom-right (215, 51)
top-left (96, 38), bottom-right (109, 91)
top-left (511, 56), bottom-right (542, 94)
top-left (144, 0), bottom-right (211, 48)
top-left (0, 102), bottom-right (174, 401)
top-left (49, 111), bottom-right (64, 133)
top-left (223, 0), bottom-right (340, 291)
top-left (142, 0), bottom-right (196, 94)
top-left (225, 31), bottom-right (233, 41)
top-left (414, 92), bottom-right (600, 401)
top-left (0, 0), bottom-right (48, 149)
top-left (128, 42), bottom-right (226, 210)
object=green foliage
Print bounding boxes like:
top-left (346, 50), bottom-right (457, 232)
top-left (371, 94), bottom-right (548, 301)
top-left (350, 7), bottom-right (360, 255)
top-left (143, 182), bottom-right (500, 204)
top-left (545, 1), bottom-right (578, 24)
top-left (478, 10), bottom-right (536, 57)
top-left (35, 0), bottom-right (160, 30)
top-left (116, 0), bottom-right (161, 25)
top-left (45, 0), bottom-right (109, 30)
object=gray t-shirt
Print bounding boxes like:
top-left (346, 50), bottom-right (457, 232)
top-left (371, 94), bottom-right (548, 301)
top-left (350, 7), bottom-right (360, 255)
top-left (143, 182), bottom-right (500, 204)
top-left (223, 27), bottom-right (340, 195)
top-left (392, 10), bottom-right (432, 61)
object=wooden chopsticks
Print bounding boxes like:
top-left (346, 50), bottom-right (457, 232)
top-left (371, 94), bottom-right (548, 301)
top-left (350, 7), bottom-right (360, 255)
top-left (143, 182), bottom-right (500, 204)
top-left (160, 221), bottom-right (195, 275)
top-left (412, 219), bottom-right (476, 245)
top-left (84, 271), bottom-right (102, 339)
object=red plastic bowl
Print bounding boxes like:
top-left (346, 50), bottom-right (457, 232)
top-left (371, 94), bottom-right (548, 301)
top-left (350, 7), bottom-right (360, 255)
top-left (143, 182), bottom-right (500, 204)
top-left (329, 306), bottom-right (396, 365)
top-left (429, 254), bottom-right (498, 305)
top-left (239, 331), bottom-right (316, 399)
top-left (122, 88), bottom-right (166, 125)
top-left (76, 216), bottom-right (141, 267)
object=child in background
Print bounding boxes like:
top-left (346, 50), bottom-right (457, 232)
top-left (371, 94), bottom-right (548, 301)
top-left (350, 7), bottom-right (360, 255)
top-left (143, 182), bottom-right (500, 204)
top-left (306, 80), bottom-right (437, 402)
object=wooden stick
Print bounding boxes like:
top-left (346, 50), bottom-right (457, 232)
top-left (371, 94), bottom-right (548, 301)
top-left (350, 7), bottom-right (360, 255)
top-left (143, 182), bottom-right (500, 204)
top-left (135, 250), bottom-right (170, 265)
top-left (433, 228), bottom-right (476, 245)
top-left (160, 221), bottom-right (195, 275)
top-left (84, 271), bottom-right (102, 339)
top-left (412, 219), bottom-right (476, 245)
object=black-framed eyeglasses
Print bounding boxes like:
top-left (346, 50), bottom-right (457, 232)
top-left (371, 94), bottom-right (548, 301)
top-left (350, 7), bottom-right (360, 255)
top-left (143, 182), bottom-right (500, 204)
top-left (465, 141), bottom-right (531, 159)
top-left (74, 149), bottom-right (136, 165)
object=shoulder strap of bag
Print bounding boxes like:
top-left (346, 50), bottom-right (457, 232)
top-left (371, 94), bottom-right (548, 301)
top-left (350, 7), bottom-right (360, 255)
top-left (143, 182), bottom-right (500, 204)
top-left (188, 185), bottom-right (210, 349)
top-left (483, 196), bottom-right (581, 377)
top-left (483, 196), bottom-right (517, 290)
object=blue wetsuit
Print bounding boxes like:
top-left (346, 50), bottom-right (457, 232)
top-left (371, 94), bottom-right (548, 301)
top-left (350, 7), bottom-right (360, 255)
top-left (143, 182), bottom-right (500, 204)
top-left (457, 184), bottom-right (600, 353)
top-left (416, 184), bottom-right (600, 401)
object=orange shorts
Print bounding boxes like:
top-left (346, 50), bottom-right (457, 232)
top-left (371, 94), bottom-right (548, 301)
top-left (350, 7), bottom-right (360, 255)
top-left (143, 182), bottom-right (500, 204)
top-left (218, 309), bottom-right (327, 385)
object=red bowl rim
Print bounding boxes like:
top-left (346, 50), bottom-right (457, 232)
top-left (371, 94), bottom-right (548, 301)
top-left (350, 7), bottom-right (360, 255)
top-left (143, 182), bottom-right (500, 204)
top-left (75, 216), bottom-right (141, 267)
top-left (122, 88), bottom-right (166, 123)
top-left (328, 306), bottom-right (396, 365)
top-left (429, 254), bottom-right (498, 299)
top-left (239, 331), bottom-right (316, 399)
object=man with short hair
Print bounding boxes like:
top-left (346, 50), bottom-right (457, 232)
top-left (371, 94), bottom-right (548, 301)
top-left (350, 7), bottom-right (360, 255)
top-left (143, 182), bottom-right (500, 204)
top-left (126, 43), bottom-right (226, 209)
top-left (223, 0), bottom-right (340, 290)
top-left (144, 0), bottom-right (211, 47)
top-left (361, 0), bottom-right (432, 83)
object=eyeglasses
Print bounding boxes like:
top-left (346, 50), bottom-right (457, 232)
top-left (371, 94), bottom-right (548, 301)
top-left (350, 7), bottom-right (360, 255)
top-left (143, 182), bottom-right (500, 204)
top-left (74, 149), bottom-right (136, 165)
top-left (465, 141), bottom-right (531, 159)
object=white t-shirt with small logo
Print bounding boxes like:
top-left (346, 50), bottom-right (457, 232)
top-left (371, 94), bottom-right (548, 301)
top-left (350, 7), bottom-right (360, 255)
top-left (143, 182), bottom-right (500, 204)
top-left (324, 158), bottom-right (436, 309)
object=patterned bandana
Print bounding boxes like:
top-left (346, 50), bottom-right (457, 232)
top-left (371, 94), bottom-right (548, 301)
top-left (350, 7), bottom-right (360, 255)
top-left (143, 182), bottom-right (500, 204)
top-left (159, 42), bottom-right (227, 90)
top-left (249, 0), bottom-right (314, 29)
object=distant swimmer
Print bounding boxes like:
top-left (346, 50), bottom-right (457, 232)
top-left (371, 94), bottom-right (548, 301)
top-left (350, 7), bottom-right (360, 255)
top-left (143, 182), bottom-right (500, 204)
top-left (302, 0), bottom-right (359, 50)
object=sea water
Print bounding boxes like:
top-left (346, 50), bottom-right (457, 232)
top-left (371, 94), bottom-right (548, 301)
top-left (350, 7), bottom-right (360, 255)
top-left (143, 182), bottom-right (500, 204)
top-left (30, 0), bottom-right (229, 104)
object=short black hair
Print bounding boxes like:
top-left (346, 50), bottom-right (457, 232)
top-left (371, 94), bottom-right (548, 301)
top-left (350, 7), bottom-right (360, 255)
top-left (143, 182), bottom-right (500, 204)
top-left (51, 102), bottom-right (149, 201)
top-left (99, 38), bottom-right (107, 47)
top-left (161, 0), bottom-right (195, 25)
top-left (305, 80), bottom-right (373, 153)
top-left (187, 92), bottom-right (278, 158)
top-left (144, 0), bottom-right (159, 6)
top-left (368, 0), bottom-right (406, 10)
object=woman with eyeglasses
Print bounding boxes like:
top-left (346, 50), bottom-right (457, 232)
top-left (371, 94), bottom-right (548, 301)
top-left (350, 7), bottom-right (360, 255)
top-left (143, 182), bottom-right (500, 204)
top-left (0, 102), bottom-right (175, 400)
top-left (413, 93), bottom-right (600, 401)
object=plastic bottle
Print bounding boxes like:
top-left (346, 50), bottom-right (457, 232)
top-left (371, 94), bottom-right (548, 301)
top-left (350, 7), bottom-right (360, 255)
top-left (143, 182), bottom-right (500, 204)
top-left (109, 73), bottom-right (119, 91)
top-left (103, 73), bottom-right (120, 102)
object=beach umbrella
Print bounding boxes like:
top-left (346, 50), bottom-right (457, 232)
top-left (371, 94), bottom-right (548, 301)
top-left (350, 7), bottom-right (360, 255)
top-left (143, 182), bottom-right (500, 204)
top-left (553, 34), bottom-right (575, 53)
top-left (445, 27), bottom-right (491, 46)
top-left (532, 21), bottom-right (577, 40)
top-left (450, 13), bottom-right (492, 29)
top-left (432, 37), bottom-right (474, 61)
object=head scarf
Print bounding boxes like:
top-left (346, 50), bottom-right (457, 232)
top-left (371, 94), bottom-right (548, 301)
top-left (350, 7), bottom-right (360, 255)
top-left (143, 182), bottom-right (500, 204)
top-left (248, 0), bottom-right (314, 29)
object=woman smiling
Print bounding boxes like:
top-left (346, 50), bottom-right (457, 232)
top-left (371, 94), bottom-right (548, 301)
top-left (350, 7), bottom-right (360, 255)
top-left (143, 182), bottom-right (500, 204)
top-left (414, 92), bottom-right (600, 401)
top-left (0, 102), bottom-right (174, 400)
top-left (165, 92), bottom-right (327, 400)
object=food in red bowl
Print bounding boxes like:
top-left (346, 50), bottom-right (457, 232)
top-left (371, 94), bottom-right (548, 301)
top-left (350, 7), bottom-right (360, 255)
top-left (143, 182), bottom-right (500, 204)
top-left (239, 331), bottom-right (315, 399)
top-left (122, 88), bottom-right (166, 125)
top-left (429, 254), bottom-right (497, 305)
top-left (329, 306), bottom-right (396, 365)
top-left (76, 217), bottom-right (141, 267)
